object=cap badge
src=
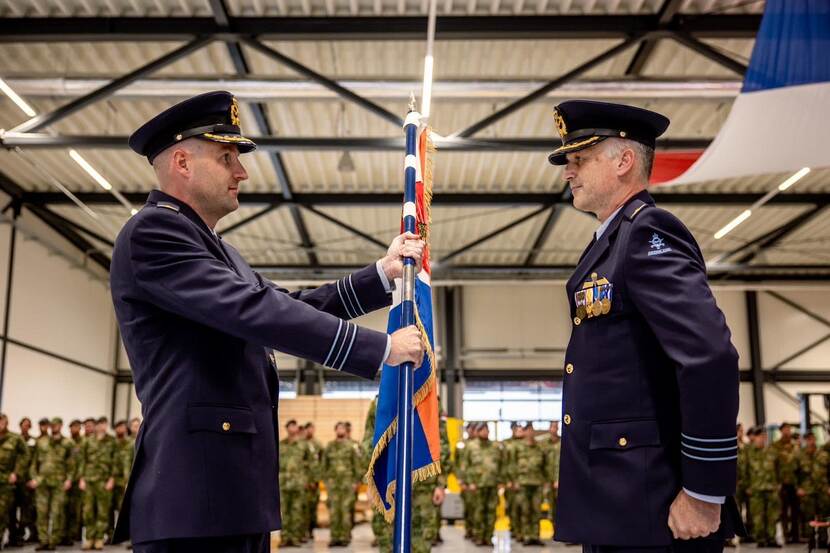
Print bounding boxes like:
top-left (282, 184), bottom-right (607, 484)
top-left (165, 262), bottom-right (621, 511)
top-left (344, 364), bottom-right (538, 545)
top-left (230, 97), bottom-right (241, 127)
top-left (553, 107), bottom-right (568, 139)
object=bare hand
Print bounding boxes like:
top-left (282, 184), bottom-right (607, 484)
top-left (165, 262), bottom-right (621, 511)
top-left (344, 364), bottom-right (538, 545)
top-left (8, 473), bottom-right (16, 484)
top-left (797, 488), bottom-right (806, 498)
top-left (387, 326), bottom-right (425, 367)
top-left (27, 479), bottom-right (38, 489)
top-left (468, 484), bottom-right (477, 492)
top-left (553, 481), bottom-right (559, 490)
top-left (381, 232), bottom-right (425, 280)
top-left (668, 490), bottom-right (720, 540)
top-left (105, 478), bottom-right (115, 491)
top-left (63, 479), bottom-right (72, 491)
top-left (79, 478), bottom-right (87, 491)
top-left (433, 487), bottom-right (445, 505)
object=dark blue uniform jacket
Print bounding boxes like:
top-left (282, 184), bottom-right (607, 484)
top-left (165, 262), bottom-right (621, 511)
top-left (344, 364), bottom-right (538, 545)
top-left (110, 190), bottom-right (391, 544)
top-left (555, 190), bottom-right (741, 546)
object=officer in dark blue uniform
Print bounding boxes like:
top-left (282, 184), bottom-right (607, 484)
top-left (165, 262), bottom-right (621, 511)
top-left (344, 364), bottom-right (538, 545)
top-left (548, 100), bottom-right (743, 553)
top-left (109, 91), bottom-right (425, 553)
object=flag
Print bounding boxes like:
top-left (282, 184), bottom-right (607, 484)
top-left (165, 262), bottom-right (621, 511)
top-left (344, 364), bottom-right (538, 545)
top-left (366, 123), bottom-right (441, 522)
top-left (666, 0), bottom-right (830, 185)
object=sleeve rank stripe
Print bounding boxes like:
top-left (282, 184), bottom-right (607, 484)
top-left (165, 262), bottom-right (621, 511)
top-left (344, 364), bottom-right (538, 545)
top-left (330, 323), bottom-right (355, 370)
top-left (347, 275), bottom-right (366, 316)
top-left (680, 433), bottom-right (737, 443)
top-left (336, 280), bottom-right (356, 319)
top-left (682, 443), bottom-right (738, 453)
top-left (682, 451), bottom-right (738, 462)
top-left (340, 277), bottom-right (360, 319)
top-left (323, 319), bottom-right (344, 367)
top-left (337, 326), bottom-right (359, 371)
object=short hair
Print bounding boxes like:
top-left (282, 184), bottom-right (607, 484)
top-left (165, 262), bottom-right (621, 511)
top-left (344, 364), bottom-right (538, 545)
top-left (0, 413), bottom-right (7, 422)
top-left (285, 419), bottom-right (297, 428)
top-left (115, 420), bottom-right (127, 428)
top-left (335, 422), bottom-right (346, 430)
top-left (83, 418), bottom-right (96, 424)
top-left (96, 417), bottom-right (108, 425)
top-left (19, 417), bottom-right (31, 425)
top-left (602, 138), bottom-right (655, 182)
top-left (780, 422), bottom-right (791, 430)
top-left (69, 420), bottom-right (82, 427)
top-left (38, 418), bottom-right (50, 425)
top-left (805, 432), bottom-right (815, 439)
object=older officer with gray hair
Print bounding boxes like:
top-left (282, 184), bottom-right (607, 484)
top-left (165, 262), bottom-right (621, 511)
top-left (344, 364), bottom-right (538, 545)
top-left (550, 100), bottom-right (743, 553)
top-left (110, 91), bottom-right (425, 553)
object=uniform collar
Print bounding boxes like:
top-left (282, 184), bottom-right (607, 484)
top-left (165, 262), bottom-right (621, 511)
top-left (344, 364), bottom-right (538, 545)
top-left (146, 189), bottom-right (216, 237)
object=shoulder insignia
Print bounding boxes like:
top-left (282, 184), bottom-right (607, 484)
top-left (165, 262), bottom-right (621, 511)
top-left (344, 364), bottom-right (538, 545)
top-left (156, 201), bottom-right (180, 213)
top-left (624, 199), bottom-right (649, 220)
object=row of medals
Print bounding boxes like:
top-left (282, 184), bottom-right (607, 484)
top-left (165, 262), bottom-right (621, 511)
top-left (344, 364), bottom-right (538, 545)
top-left (575, 272), bottom-right (612, 320)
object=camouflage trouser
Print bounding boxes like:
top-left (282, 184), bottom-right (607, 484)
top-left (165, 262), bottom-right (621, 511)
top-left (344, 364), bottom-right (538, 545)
top-left (280, 488), bottom-right (304, 544)
top-left (411, 482), bottom-right (438, 553)
top-left (515, 485), bottom-right (542, 540)
top-left (109, 483), bottom-right (126, 536)
top-left (375, 483), bottom-right (435, 553)
top-left (750, 490), bottom-right (781, 544)
top-left (36, 483), bottom-right (66, 547)
top-left (306, 485), bottom-right (320, 537)
top-left (471, 486), bottom-right (498, 544)
top-left (13, 481), bottom-right (37, 543)
top-left (0, 483), bottom-right (15, 539)
top-left (373, 509), bottom-right (391, 550)
top-left (82, 480), bottom-right (112, 541)
top-left (461, 490), bottom-right (473, 537)
top-left (64, 485), bottom-right (82, 541)
top-left (326, 485), bottom-right (355, 543)
top-left (505, 488), bottom-right (522, 540)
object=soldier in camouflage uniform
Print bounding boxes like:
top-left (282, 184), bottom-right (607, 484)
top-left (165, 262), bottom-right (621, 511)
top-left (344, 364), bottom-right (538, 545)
top-left (10, 417), bottom-right (38, 546)
top-left (432, 414), bottom-right (453, 545)
top-left (62, 419), bottom-right (84, 545)
top-left (279, 420), bottom-right (311, 547)
top-left (303, 422), bottom-right (323, 542)
top-left (456, 422), bottom-right (477, 540)
top-left (0, 414), bottom-right (28, 545)
top-left (773, 422), bottom-right (800, 543)
top-left (77, 417), bottom-right (116, 550)
top-left (109, 420), bottom-right (132, 539)
top-left (459, 422), bottom-right (503, 546)
top-left (748, 426), bottom-right (781, 547)
top-left (502, 422), bottom-right (525, 541)
top-left (322, 422), bottom-right (362, 546)
top-left (511, 422), bottom-right (548, 545)
top-left (29, 417), bottom-right (75, 551)
top-left (797, 432), bottom-right (829, 540)
top-left (539, 420), bottom-right (560, 533)
top-left (362, 396), bottom-right (390, 549)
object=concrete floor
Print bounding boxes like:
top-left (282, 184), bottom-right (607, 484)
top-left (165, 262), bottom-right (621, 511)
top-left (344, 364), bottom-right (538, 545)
top-left (10, 526), bottom-right (816, 552)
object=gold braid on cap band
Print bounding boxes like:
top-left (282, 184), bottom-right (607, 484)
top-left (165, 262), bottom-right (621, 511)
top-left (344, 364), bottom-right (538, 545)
top-left (202, 133), bottom-right (255, 144)
top-left (552, 135), bottom-right (604, 153)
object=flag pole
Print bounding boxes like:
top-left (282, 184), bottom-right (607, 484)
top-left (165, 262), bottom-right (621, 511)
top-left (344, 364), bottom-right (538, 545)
top-left (393, 93), bottom-right (419, 553)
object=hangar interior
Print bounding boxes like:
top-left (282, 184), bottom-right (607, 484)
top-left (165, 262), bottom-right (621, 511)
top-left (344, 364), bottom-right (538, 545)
top-left (0, 0), bottom-right (829, 548)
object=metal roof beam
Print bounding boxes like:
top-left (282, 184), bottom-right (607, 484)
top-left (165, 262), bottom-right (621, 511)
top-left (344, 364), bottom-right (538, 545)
top-left (0, 14), bottom-right (761, 42)
top-left (0, 134), bottom-right (711, 151)
top-left (20, 191), bottom-right (830, 207)
top-left (9, 37), bottom-right (213, 134)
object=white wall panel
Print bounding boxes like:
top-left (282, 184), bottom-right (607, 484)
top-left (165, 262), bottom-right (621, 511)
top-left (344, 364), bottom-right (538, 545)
top-left (2, 344), bottom-right (112, 427)
top-left (8, 234), bottom-right (115, 370)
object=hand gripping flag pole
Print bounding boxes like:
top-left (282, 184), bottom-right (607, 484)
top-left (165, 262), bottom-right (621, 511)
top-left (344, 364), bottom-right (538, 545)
top-left (392, 95), bottom-right (420, 553)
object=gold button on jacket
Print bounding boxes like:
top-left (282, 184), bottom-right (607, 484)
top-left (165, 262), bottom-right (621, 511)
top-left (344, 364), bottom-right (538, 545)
top-left (564, 414), bottom-right (572, 425)
top-left (222, 422), bottom-right (231, 432)
top-left (565, 363), bottom-right (574, 374)
top-left (618, 437), bottom-right (628, 447)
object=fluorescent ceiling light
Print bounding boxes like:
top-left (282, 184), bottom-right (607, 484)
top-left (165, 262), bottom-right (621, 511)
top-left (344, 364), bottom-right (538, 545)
top-left (714, 209), bottom-right (752, 240)
top-left (69, 149), bottom-right (112, 191)
top-left (0, 78), bottom-right (37, 117)
top-left (778, 167), bottom-right (810, 191)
